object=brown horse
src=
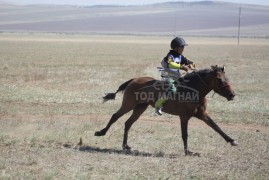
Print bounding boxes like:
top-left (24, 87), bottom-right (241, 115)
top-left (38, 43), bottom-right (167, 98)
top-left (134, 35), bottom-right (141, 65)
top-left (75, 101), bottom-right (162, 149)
top-left (95, 65), bottom-right (238, 156)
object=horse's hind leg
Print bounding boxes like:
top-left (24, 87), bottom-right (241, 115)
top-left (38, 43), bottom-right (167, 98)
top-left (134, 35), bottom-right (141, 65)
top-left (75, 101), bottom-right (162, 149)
top-left (180, 115), bottom-right (200, 156)
top-left (122, 103), bottom-right (148, 150)
top-left (95, 105), bottom-right (132, 136)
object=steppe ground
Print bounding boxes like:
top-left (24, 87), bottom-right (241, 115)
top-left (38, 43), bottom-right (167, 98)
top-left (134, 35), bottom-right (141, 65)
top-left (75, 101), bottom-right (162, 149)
top-left (0, 33), bottom-right (268, 179)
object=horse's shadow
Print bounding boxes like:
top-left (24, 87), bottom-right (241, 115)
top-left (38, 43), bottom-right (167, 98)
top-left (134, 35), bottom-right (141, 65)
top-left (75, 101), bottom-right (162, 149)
top-left (63, 144), bottom-right (179, 158)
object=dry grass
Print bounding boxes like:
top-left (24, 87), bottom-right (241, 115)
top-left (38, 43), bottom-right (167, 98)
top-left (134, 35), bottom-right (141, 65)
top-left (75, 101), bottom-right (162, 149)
top-left (0, 34), bottom-right (269, 179)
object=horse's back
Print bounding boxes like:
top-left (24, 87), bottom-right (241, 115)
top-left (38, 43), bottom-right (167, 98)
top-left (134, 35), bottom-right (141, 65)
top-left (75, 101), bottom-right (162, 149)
top-left (126, 77), bottom-right (157, 89)
top-left (121, 77), bottom-right (158, 105)
top-left (131, 77), bottom-right (156, 84)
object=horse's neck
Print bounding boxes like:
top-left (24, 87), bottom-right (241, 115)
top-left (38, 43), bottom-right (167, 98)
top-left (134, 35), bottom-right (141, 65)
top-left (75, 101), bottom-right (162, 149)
top-left (187, 73), bottom-right (213, 99)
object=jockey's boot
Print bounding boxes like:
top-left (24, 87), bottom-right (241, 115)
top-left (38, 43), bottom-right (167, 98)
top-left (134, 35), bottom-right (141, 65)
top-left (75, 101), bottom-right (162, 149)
top-left (155, 98), bottom-right (166, 116)
top-left (155, 107), bottom-right (163, 115)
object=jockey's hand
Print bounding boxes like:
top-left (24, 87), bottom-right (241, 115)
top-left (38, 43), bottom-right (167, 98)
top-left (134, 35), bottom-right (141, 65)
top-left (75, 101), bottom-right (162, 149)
top-left (181, 65), bottom-right (191, 72)
top-left (187, 63), bottom-right (196, 70)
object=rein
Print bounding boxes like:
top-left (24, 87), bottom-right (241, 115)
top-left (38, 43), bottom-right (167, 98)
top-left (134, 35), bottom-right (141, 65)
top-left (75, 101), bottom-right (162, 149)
top-left (193, 70), bottom-right (218, 98)
top-left (182, 69), bottom-right (231, 99)
top-left (220, 82), bottom-right (231, 89)
top-left (193, 71), bottom-right (212, 91)
top-left (212, 83), bottom-right (230, 98)
top-left (193, 70), bottom-right (230, 93)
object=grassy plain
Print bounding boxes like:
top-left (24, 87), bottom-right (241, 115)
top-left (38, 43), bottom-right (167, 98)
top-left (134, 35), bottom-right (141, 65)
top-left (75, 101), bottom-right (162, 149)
top-left (0, 33), bottom-right (269, 179)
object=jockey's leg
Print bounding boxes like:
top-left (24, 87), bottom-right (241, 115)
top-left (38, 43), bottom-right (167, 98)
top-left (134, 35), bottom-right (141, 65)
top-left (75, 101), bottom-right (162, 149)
top-left (155, 97), bottom-right (166, 115)
top-left (155, 78), bottom-right (176, 115)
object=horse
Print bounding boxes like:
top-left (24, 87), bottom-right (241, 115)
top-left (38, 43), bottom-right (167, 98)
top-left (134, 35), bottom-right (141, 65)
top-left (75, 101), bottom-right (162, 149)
top-left (95, 65), bottom-right (238, 156)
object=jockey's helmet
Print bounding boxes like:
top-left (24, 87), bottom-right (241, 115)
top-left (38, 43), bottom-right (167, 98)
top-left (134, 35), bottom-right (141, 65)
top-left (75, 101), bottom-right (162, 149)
top-left (170, 37), bottom-right (188, 49)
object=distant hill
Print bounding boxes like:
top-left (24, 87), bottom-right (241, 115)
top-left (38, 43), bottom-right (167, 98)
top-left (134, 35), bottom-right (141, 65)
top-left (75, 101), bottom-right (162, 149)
top-left (0, 1), bottom-right (269, 37)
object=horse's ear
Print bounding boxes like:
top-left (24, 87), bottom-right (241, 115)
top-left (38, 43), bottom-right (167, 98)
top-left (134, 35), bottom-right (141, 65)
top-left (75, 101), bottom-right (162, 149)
top-left (221, 66), bottom-right (225, 72)
top-left (211, 65), bottom-right (218, 73)
top-left (211, 65), bottom-right (218, 70)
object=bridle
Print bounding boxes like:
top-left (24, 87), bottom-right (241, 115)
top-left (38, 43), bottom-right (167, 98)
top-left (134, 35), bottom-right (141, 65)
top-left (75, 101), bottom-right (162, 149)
top-left (194, 70), bottom-right (231, 97)
top-left (219, 83), bottom-right (231, 90)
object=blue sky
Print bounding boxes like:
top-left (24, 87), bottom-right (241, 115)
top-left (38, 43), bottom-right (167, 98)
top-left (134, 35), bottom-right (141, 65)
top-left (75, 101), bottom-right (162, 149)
top-left (3, 0), bottom-right (269, 6)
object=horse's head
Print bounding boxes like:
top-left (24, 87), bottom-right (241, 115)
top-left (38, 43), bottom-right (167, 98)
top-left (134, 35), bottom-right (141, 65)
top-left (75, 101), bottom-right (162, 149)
top-left (211, 65), bottom-right (235, 101)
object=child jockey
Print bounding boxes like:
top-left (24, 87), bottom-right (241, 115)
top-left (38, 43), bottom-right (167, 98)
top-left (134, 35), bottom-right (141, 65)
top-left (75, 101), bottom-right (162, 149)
top-left (155, 37), bottom-right (196, 115)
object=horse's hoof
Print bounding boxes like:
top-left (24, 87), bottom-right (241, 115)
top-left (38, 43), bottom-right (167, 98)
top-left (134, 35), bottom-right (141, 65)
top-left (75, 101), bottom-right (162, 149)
top-left (122, 144), bottom-right (131, 150)
top-left (94, 131), bottom-right (105, 136)
top-left (231, 140), bottom-right (239, 146)
top-left (185, 150), bottom-right (201, 157)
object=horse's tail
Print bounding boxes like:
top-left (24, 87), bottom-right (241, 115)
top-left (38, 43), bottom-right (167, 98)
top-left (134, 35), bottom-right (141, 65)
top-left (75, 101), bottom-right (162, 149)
top-left (103, 79), bottom-right (134, 103)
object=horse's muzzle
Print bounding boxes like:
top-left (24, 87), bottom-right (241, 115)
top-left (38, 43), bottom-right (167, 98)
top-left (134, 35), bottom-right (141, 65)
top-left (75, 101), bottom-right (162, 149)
top-left (227, 92), bottom-right (235, 101)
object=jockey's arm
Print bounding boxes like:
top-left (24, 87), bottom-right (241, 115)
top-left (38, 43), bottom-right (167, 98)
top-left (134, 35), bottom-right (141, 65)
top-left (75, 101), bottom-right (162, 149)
top-left (168, 61), bottom-right (181, 69)
top-left (182, 57), bottom-right (196, 69)
top-left (166, 56), bottom-right (195, 71)
top-left (168, 62), bottom-right (191, 72)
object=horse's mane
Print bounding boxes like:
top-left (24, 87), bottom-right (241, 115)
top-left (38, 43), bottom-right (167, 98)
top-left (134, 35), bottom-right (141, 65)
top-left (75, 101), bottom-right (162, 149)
top-left (184, 68), bottom-right (213, 80)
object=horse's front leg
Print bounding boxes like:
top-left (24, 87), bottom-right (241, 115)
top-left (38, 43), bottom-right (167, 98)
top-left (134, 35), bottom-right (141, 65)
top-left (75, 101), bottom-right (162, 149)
top-left (197, 113), bottom-right (238, 146)
top-left (180, 116), bottom-right (201, 156)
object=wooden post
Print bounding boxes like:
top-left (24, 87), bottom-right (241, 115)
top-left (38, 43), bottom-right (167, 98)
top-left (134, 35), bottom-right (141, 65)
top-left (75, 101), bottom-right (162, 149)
top-left (238, 5), bottom-right (242, 45)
